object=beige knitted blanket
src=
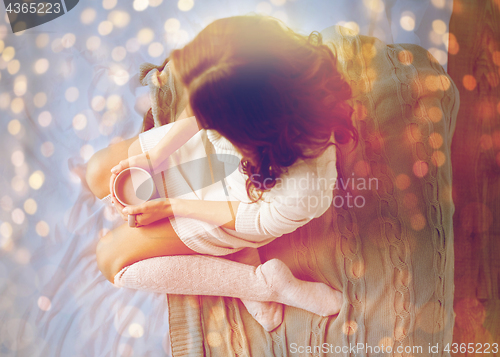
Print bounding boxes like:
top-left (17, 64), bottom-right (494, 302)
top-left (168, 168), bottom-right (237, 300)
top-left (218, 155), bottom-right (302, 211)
top-left (140, 26), bottom-right (459, 357)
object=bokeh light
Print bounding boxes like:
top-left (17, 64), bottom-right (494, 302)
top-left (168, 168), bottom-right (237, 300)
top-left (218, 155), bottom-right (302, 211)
top-left (271, 0), bottom-right (286, 5)
top-left (65, 87), bottom-right (80, 102)
top-left (0, 222), bottom-right (13, 238)
top-left (8, 119), bottom-right (21, 135)
top-left (429, 132), bottom-right (443, 149)
top-left (91, 96), bottom-right (106, 111)
top-left (80, 144), bottom-right (95, 161)
top-left (413, 160), bottom-right (429, 178)
top-left (7, 60), bottom-right (20, 75)
top-left (342, 320), bottom-right (358, 335)
top-left (138, 28), bottom-right (154, 44)
top-left (102, 0), bottom-right (117, 10)
top-left (110, 65), bottom-right (130, 86)
top-left (107, 94), bottom-right (122, 110)
top-left (463, 74), bottom-right (477, 91)
top-left (0, 93), bottom-right (11, 109)
top-left (29, 171), bottom-right (45, 190)
top-left (432, 19), bottom-right (447, 35)
top-left (11, 150), bottom-right (24, 167)
top-left (11, 176), bottom-right (26, 193)
top-left (13, 21), bottom-right (27, 34)
top-left (133, 0), bottom-right (149, 11)
top-left (111, 46), bottom-right (127, 61)
top-left (98, 21), bottom-right (114, 36)
top-left (164, 18), bottom-right (181, 33)
top-left (395, 173), bottom-right (411, 190)
top-left (363, 0), bottom-right (384, 13)
top-left (34, 92), bottom-right (47, 108)
top-left (109, 11), bottom-right (130, 28)
top-left (428, 106), bottom-right (443, 122)
top-left (34, 58), bottom-right (49, 74)
top-left (73, 114), bottom-right (87, 131)
top-left (62, 33), bottom-right (76, 48)
top-left (178, 0), bottom-right (194, 11)
top-left (207, 332), bottom-right (222, 347)
top-left (429, 30), bottom-right (443, 45)
top-left (148, 42), bottom-right (164, 57)
top-left (38, 296), bottom-right (52, 311)
top-left (493, 51), bottom-right (500, 66)
top-left (149, 0), bottom-right (163, 6)
top-left (428, 48), bottom-right (447, 66)
top-left (41, 142), bottom-right (54, 157)
top-left (400, 11), bottom-right (415, 31)
top-left (86, 36), bottom-right (101, 51)
top-left (35, 221), bottom-right (49, 237)
top-left (431, 0), bottom-right (446, 8)
top-left (12, 208), bottom-right (26, 225)
top-left (1, 196), bottom-right (13, 211)
top-left (425, 75), bottom-right (441, 92)
top-left (80, 8), bottom-right (96, 24)
top-left (448, 33), bottom-right (459, 54)
top-left (14, 75), bottom-right (27, 96)
top-left (432, 150), bottom-right (446, 167)
top-left (11, 97), bottom-right (24, 113)
top-left (2, 46), bottom-right (15, 61)
top-left (36, 34), bottom-right (49, 48)
top-left (341, 21), bottom-right (360, 35)
top-left (128, 323), bottom-right (144, 338)
top-left (24, 199), bottom-right (37, 215)
top-left (410, 213), bottom-right (426, 231)
top-left (38, 111), bottom-right (52, 127)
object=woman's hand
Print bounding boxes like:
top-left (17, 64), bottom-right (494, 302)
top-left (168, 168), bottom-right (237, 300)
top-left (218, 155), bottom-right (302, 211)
top-left (109, 152), bottom-right (156, 215)
top-left (112, 198), bottom-right (176, 227)
top-left (110, 152), bottom-right (153, 176)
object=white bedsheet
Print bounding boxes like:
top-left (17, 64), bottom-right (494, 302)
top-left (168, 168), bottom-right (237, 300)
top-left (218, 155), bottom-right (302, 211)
top-left (0, 0), bottom-right (452, 355)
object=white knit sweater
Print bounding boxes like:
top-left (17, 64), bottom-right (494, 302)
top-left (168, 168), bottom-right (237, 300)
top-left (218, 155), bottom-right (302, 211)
top-left (206, 129), bottom-right (338, 239)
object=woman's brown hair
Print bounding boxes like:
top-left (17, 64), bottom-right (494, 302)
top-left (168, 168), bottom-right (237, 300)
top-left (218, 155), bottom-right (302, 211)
top-left (170, 15), bottom-right (357, 202)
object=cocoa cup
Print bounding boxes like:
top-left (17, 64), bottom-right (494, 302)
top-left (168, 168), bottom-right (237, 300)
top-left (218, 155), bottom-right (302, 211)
top-left (113, 167), bottom-right (155, 227)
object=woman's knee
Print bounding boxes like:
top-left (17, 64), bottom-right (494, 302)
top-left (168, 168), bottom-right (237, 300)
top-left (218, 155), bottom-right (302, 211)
top-left (86, 149), bottom-right (111, 199)
top-left (96, 232), bottom-right (126, 284)
top-left (85, 136), bottom-right (140, 199)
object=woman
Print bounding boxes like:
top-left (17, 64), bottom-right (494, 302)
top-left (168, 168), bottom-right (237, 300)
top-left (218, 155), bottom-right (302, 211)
top-left (86, 14), bottom-right (357, 332)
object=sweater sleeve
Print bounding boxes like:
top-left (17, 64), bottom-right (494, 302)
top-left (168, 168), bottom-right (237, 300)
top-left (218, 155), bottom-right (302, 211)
top-left (234, 146), bottom-right (337, 238)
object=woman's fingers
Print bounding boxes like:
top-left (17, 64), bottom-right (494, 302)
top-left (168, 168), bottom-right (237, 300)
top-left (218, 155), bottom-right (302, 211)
top-left (122, 203), bottom-right (145, 215)
top-left (111, 158), bottom-right (130, 174)
top-left (121, 199), bottom-right (172, 227)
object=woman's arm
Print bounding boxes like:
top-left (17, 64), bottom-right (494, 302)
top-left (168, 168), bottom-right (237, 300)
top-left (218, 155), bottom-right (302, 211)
top-left (175, 199), bottom-right (240, 230)
top-left (110, 107), bottom-right (200, 175)
top-left (121, 198), bottom-right (240, 230)
top-left (148, 115), bottom-right (201, 172)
